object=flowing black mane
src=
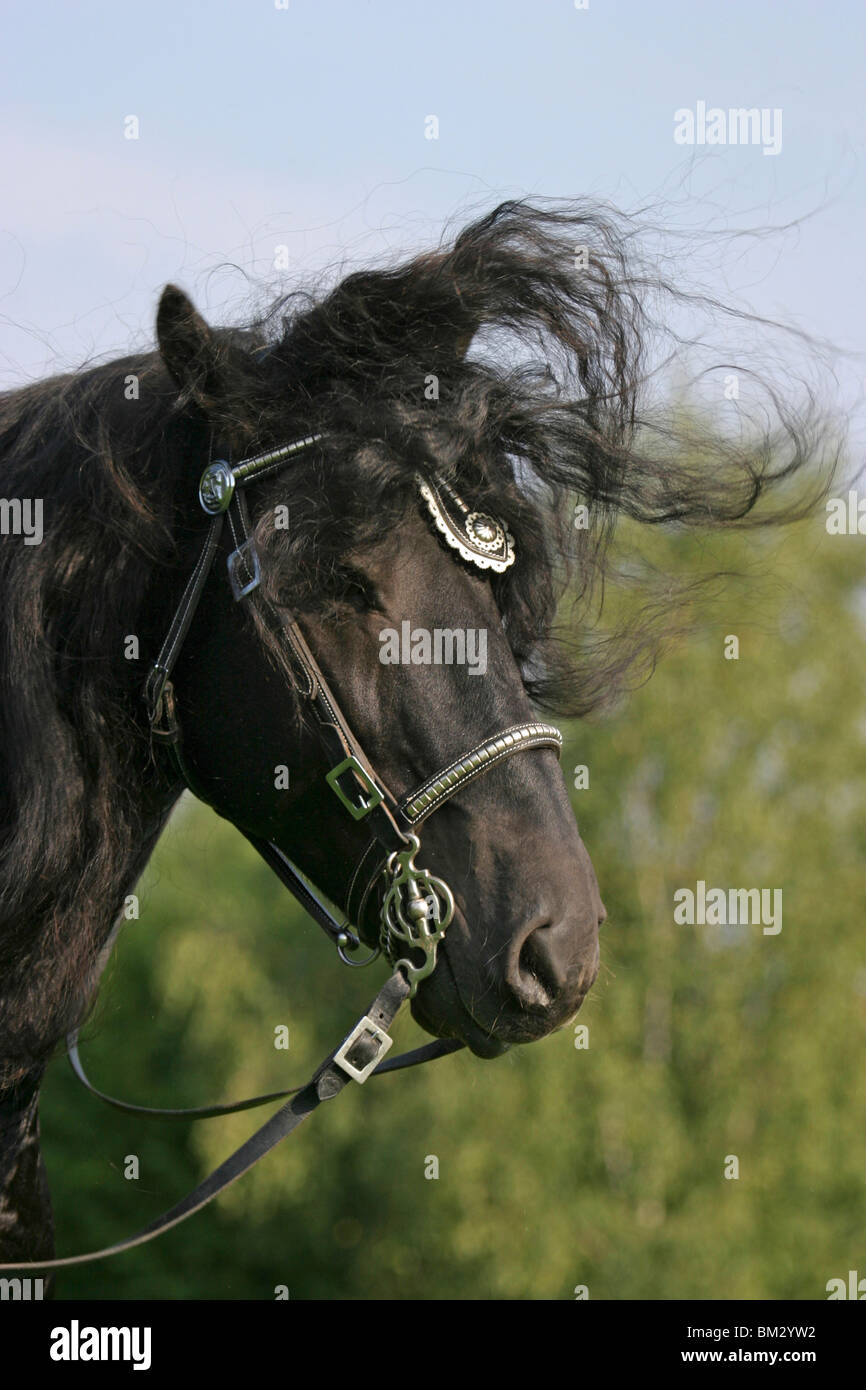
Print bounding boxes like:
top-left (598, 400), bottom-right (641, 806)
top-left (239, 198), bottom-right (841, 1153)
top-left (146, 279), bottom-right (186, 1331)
top-left (0, 199), bottom-right (840, 1084)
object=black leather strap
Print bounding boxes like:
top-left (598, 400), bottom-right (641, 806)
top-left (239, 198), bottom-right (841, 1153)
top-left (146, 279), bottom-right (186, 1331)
top-left (151, 684), bottom-right (382, 958)
top-left (66, 1019), bottom-right (463, 1120)
top-left (242, 832), bottom-right (360, 951)
top-left (144, 512), bottom-right (225, 724)
top-left (273, 612), bottom-right (408, 857)
top-left (1, 973), bottom-right (463, 1271)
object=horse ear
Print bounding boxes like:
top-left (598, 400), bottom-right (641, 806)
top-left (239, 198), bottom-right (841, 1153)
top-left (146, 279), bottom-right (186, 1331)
top-left (156, 285), bottom-right (221, 403)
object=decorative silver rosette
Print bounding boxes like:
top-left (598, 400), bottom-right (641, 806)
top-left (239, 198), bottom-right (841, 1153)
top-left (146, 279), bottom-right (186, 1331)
top-left (416, 474), bottom-right (516, 573)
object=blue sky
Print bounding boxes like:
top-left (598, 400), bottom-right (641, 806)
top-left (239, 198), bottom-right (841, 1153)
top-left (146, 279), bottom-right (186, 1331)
top-left (1, 0), bottom-right (863, 429)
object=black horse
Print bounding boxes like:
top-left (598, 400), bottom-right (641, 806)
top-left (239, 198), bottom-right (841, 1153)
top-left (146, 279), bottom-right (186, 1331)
top-left (0, 200), bottom-right (835, 1273)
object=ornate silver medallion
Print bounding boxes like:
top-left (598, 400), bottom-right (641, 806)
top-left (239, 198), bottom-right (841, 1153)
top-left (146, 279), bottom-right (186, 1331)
top-left (417, 475), bottom-right (515, 573)
top-left (198, 460), bottom-right (235, 514)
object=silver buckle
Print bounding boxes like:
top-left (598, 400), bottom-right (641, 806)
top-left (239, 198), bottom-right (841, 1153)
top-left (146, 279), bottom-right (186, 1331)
top-left (227, 538), bottom-right (261, 600)
top-left (333, 1016), bottom-right (394, 1083)
top-left (325, 755), bottom-right (384, 821)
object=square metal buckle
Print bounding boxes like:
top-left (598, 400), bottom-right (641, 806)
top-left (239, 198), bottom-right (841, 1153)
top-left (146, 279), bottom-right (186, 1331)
top-left (325, 755), bottom-right (384, 821)
top-left (227, 538), bottom-right (261, 600)
top-left (333, 1016), bottom-right (394, 1083)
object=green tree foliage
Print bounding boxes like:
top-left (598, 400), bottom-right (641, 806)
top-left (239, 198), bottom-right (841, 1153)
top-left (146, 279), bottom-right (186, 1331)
top-left (42, 511), bottom-right (865, 1299)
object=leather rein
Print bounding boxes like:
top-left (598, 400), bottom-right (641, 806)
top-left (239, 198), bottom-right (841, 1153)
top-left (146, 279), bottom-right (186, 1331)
top-left (2, 433), bottom-right (562, 1271)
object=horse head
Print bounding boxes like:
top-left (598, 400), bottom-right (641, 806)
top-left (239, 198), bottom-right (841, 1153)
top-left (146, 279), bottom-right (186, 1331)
top-left (154, 284), bottom-right (605, 1058)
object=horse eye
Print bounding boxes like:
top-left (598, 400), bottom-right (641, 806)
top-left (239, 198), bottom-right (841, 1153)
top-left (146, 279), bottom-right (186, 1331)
top-left (340, 566), bottom-right (380, 610)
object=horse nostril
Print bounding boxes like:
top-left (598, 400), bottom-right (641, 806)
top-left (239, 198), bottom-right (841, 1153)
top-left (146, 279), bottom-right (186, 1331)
top-left (509, 917), bottom-right (599, 1013)
top-left (512, 923), bottom-right (565, 1009)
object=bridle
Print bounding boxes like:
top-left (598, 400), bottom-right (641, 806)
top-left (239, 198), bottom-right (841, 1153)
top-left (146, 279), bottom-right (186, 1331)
top-left (145, 432), bottom-right (562, 999)
top-left (2, 431), bottom-right (563, 1272)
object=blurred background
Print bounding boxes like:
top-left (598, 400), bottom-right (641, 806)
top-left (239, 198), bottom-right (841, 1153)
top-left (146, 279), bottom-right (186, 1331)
top-left (3, 0), bottom-right (864, 1299)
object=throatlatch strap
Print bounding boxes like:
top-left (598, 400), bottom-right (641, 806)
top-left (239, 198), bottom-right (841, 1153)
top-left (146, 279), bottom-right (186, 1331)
top-left (144, 512), bottom-right (225, 724)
